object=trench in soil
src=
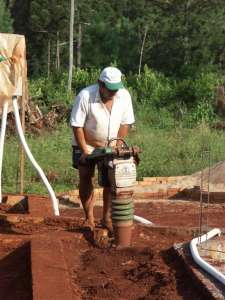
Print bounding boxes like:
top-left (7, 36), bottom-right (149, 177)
top-left (0, 239), bottom-right (32, 300)
top-left (63, 226), bottom-right (206, 300)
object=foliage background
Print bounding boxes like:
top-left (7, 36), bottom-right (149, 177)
top-left (2, 0), bottom-right (225, 77)
top-left (1, 1), bottom-right (225, 193)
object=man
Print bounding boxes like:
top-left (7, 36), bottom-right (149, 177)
top-left (70, 66), bottom-right (135, 230)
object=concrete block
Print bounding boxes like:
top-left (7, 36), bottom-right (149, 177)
top-left (6, 195), bottom-right (26, 206)
top-left (143, 177), bottom-right (157, 182)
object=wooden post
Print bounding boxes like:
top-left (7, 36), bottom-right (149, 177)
top-left (48, 38), bottom-right (51, 78)
top-left (77, 22), bottom-right (82, 68)
top-left (19, 56), bottom-right (28, 194)
top-left (56, 31), bottom-right (60, 70)
top-left (138, 25), bottom-right (148, 76)
top-left (68, 0), bottom-right (75, 91)
top-left (19, 87), bottom-right (26, 194)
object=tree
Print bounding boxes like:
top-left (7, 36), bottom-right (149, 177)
top-left (0, 0), bottom-right (13, 32)
top-left (68, 0), bottom-right (75, 91)
top-left (29, 0), bottom-right (70, 75)
top-left (9, 0), bottom-right (225, 77)
top-left (144, 0), bottom-right (225, 76)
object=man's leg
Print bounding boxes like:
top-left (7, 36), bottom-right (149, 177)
top-left (78, 164), bottom-right (95, 228)
top-left (102, 187), bottom-right (113, 232)
top-left (103, 187), bottom-right (111, 223)
top-left (98, 165), bottom-right (113, 230)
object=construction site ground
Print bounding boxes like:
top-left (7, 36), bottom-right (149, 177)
top-left (0, 191), bottom-right (225, 300)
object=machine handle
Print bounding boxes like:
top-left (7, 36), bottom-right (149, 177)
top-left (107, 138), bottom-right (129, 149)
top-left (86, 139), bottom-right (141, 162)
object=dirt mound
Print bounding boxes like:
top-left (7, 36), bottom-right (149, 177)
top-left (193, 160), bottom-right (225, 186)
top-left (171, 160), bottom-right (225, 191)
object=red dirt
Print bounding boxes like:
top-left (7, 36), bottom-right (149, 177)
top-left (66, 228), bottom-right (203, 300)
top-left (61, 200), bottom-right (225, 229)
top-left (31, 236), bottom-right (74, 300)
top-left (134, 201), bottom-right (225, 228)
top-left (0, 198), bottom-right (224, 299)
top-left (0, 238), bottom-right (32, 300)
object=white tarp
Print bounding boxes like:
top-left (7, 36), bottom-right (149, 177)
top-left (0, 33), bottom-right (27, 113)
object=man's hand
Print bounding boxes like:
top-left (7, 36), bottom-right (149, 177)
top-left (116, 139), bottom-right (125, 148)
top-left (73, 127), bottom-right (89, 164)
top-left (79, 152), bottom-right (89, 164)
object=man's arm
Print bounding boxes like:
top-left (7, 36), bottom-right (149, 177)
top-left (117, 124), bottom-right (129, 147)
top-left (73, 127), bottom-right (89, 154)
top-left (117, 89), bottom-right (134, 147)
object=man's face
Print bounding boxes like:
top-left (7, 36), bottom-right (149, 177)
top-left (99, 81), bottom-right (118, 101)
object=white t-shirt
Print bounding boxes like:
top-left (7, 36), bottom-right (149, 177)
top-left (70, 84), bottom-right (135, 149)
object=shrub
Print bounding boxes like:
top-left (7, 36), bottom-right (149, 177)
top-left (29, 66), bottom-right (224, 127)
top-left (127, 65), bottom-right (174, 108)
top-left (72, 68), bottom-right (100, 94)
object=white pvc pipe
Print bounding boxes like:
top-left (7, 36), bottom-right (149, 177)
top-left (12, 96), bottom-right (60, 216)
top-left (190, 228), bottom-right (225, 286)
top-left (134, 215), bottom-right (154, 225)
top-left (0, 102), bottom-right (8, 203)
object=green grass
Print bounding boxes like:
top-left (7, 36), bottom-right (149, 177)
top-left (2, 122), bottom-right (225, 195)
top-left (128, 122), bottom-right (225, 178)
top-left (3, 123), bottom-right (78, 194)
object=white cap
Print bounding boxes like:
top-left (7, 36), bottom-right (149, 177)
top-left (99, 67), bottom-right (123, 90)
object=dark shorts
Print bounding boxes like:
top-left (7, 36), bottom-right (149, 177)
top-left (72, 146), bottom-right (93, 169)
top-left (72, 146), bottom-right (110, 187)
